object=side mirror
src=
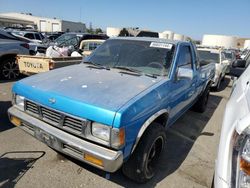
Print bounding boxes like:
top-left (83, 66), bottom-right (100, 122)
top-left (222, 59), bottom-right (230, 65)
top-left (232, 59), bottom-right (246, 68)
top-left (177, 67), bottom-right (193, 80)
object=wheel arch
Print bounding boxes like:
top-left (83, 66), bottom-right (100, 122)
top-left (131, 109), bottom-right (169, 154)
top-left (0, 54), bottom-right (17, 63)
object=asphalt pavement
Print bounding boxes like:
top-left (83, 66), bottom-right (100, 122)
top-left (0, 77), bottom-right (232, 188)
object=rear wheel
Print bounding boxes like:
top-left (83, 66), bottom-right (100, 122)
top-left (192, 85), bottom-right (210, 113)
top-left (0, 58), bottom-right (20, 80)
top-left (122, 123), bottom-right (166, 183)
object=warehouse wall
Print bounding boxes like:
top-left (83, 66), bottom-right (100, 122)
top-left (61, 20), bottom-right (86, 32)
top-left (0, 12), bottom-right (86, 33)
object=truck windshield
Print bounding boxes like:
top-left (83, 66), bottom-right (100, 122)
top-left (55, 34), bottom-right (80, 47)
top-left (86, 39), bottom-right (175, 76)
top-left (198, 50), bottom-right (220, 64)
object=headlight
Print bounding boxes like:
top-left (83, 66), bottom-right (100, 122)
top-left (91, 122), bottom-right (125, 149)
top-left (92, 122), bottom-right (110, 141)
top-left (15, 94), bottom-right (25, 111)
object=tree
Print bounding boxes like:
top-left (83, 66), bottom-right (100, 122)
top-left (95, 28), bottom-right (103, 34)
top-left (119, 28), bottom-right (129, 36)
top-left (87, 22), bottom-right (94, 34)
top-left (86, 28), bottom-right (94, 34)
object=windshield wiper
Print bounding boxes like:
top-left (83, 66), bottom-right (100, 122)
top-left (112, 66), bottom-right (142, 74)
top-left (83, 61), bottom-right (110, 70)
top-left (144, 73), bottom-right (158, 79)
top-left (113, 66), bottom-right (160, 78)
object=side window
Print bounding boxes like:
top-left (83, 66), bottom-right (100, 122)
top-left (24, 33), bottom-right (35, 39)
top-left (34, 33), bottom-right (41, 40)
top-left (83, 42), bottom-right (89, 51)
top-left (89, 42), bottom-right (99, 51)
top-left (177, 45), bottom-right (192, 68)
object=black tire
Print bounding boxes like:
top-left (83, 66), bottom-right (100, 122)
top-left (0, 57), bottom-right (20, 80)
top-left (122, 123), bottom-right (166, 183)
top-left (215, 76), bottom-right (221, 91)
top-left (221, 75), bottom-right (225, 82)
top-left (211, 173), bottom-right (214, 188)
top-left (192, 86), bottom-right (210, 113)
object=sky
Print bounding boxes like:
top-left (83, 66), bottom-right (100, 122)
top-left (0, 0), bottom-right (249, 40)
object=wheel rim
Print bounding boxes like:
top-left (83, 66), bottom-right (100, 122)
top-left (2, 60), bottom-right (19, 79)
top-left (145, 136), bottom-right (164, 178)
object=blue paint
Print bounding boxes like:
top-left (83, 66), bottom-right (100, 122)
top-left (12, 38), bottom-right (214, 162)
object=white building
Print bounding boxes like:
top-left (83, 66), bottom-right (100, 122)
top-left (173, 33), bottom-right (184, 41)
top-left (106, 27), bottom-right (121, 37)
top-left (244, 40), bottom-right (250, 49)
top-left (159, 30), bottom-right (174, 40)
top-left (0, 12), bottom-right (86, 32)
top-left (202, 34), bottom-right (238, 49)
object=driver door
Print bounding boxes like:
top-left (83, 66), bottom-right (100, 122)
top-left (168, 44), bottom-right (196, 122)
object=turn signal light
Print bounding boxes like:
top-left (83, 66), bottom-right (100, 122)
top-left (84, 154), bottom-right (103, 167)
top-left (240, 157), bottom-right (250, 175)
top-left (49, 62), bottom-right (55, 70)
top-left (20, 43), bottom-right (29, 49)
top-left (10, 116), bottom-right (21, 126)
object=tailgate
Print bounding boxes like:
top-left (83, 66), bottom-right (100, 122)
top-left (17, 55), bottom-right (51, 74)
top-left (17, 55), bottom-right (83, 75)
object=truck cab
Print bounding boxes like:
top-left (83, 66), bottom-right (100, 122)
top-left (8, 37), bottom-right (214, 183)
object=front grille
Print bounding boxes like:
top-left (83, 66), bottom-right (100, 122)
top-left (26, 100), bottom-right (39, 115)
top-left (62, 144), bottom-right (82, 157)
top-left (63, 116), bottom-right (83, 132)
top-left (41, 107), bottom-right (61, 125)
top-left (25, 100), bottom-right (87, 135)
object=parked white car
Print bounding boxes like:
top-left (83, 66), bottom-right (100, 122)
top-left (223, 50), bottom-right (237, 73)
top-left (214, 54), bottom-right (250, 188)
top-left (12, 30), bottom-right (45, 43)
top-left (197, 47), bottom-right (229, 90)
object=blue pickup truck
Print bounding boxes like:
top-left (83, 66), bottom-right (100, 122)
top-left (8, 37), bottom-right (215, 182)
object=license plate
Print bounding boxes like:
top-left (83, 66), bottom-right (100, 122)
top-left (40, 131), bottom-right (54, 146)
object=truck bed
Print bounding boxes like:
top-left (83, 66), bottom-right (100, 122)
top-left (17, 55), bottom-right (83, 75)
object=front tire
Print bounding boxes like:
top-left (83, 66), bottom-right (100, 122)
top-left (0, 57), bottom-right (20, 80)
top-left (122, 123), bottom-right (166, 183)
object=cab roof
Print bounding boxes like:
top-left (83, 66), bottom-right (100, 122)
top-left (110, 37), bottom-right (186, 45)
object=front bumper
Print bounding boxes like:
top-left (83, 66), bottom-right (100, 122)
top-left (8, 106), bottom-right (123, 172)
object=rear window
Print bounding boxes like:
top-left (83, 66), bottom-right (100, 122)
top-left (198, 50), bottom-right (220, 64)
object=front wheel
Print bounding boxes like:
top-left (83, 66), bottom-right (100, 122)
top-left (0, 57), bottom-right (20, 80)
top-left (122, 123), bottom-right (166, 183)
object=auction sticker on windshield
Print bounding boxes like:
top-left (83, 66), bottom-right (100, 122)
top-left (150, 42), bottom-right (173, 49)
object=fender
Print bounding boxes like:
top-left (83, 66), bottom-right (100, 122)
top-left (131, 109), bottom-right (169, 154)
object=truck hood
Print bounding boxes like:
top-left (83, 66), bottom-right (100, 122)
top-left (14, 64), bottom-right (162, 125)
